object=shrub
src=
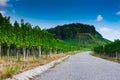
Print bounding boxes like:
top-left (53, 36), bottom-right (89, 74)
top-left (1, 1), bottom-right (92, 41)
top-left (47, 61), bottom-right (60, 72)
top-left (5, 64), bottom-right (20, 77)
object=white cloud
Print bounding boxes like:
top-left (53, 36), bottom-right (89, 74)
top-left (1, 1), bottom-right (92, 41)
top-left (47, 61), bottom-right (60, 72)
top-left (0, 10), bottom-right (5, 15)
top-left (0, 0), bottom-right (9, 7)
top-left (97, 15), bottom-right (103, 21)
top-left (116, 11), bottom-right (120, 15)
top-left (99, 27), bottom-right (120, 41)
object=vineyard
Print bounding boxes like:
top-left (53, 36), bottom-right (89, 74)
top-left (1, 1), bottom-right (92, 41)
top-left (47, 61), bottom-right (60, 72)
top-left (94, 40), bottom-right (120, 59)
top-left (0, 13), bottom-right (80, 60)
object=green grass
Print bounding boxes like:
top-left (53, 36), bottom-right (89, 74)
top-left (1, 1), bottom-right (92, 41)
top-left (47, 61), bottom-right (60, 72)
top-left (63, 33), bottom-right (111, 49)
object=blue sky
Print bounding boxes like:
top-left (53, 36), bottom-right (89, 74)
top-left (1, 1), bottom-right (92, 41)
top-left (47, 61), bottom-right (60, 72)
top-left (0, 0), bottom-right (120, 41)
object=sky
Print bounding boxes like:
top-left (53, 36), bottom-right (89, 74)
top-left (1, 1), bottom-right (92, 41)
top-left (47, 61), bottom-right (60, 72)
top-left (0, 0), bottom-right (120, 41)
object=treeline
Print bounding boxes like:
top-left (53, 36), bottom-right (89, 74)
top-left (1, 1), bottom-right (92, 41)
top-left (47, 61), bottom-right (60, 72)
top-left (94, 40), bottom-right (120, 58)
top-left (0, 13), bottom-right (80, 60)
top-left (47, 23), bottom-right (102, 40)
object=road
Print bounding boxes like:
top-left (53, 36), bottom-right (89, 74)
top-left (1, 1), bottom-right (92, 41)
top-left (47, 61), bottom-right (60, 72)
top-left (35, 52), bottom-right (120, 80)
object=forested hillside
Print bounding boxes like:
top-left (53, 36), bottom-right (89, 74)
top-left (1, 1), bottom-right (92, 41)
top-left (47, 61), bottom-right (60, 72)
top-left (47, 23), bottom-right (110, 49)
top-left (47, 23), bottom-right (102, 40)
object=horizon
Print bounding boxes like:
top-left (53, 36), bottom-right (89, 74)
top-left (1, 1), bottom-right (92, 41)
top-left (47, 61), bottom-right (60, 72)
top-left (0, 0), bottom-right (120, 41)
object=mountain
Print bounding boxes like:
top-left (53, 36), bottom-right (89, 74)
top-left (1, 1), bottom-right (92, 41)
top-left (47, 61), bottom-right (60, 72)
top-left (47, 23), bottom-right (110, 49)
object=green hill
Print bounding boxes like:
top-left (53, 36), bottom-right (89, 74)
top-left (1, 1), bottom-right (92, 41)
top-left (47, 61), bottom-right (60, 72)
top-left (47, 23), bottom-right (111, 49)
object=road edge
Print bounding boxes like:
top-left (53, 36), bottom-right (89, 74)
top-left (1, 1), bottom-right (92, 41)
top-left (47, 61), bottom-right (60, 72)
top-left (6, 55), bottom-right (70, 80)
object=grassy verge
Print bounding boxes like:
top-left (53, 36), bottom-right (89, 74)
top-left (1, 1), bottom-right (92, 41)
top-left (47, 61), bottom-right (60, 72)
top-left (66, 50), bottom-right (81, 55)
top-left (91, 52), bottom-right (120, 63)
top-left (0, 53), bottom-right (67, 79)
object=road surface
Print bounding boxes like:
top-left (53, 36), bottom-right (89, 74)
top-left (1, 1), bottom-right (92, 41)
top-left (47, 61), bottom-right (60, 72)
top-left (35, 52), bottom-right (120, 80)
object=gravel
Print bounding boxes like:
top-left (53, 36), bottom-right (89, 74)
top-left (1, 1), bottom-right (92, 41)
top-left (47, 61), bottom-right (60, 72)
top-left (35, 51), bottom-right (120, 80)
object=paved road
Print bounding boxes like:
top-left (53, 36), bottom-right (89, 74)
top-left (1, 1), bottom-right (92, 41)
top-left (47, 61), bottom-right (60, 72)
top-left (35, 52), bottom-right (120, 80)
